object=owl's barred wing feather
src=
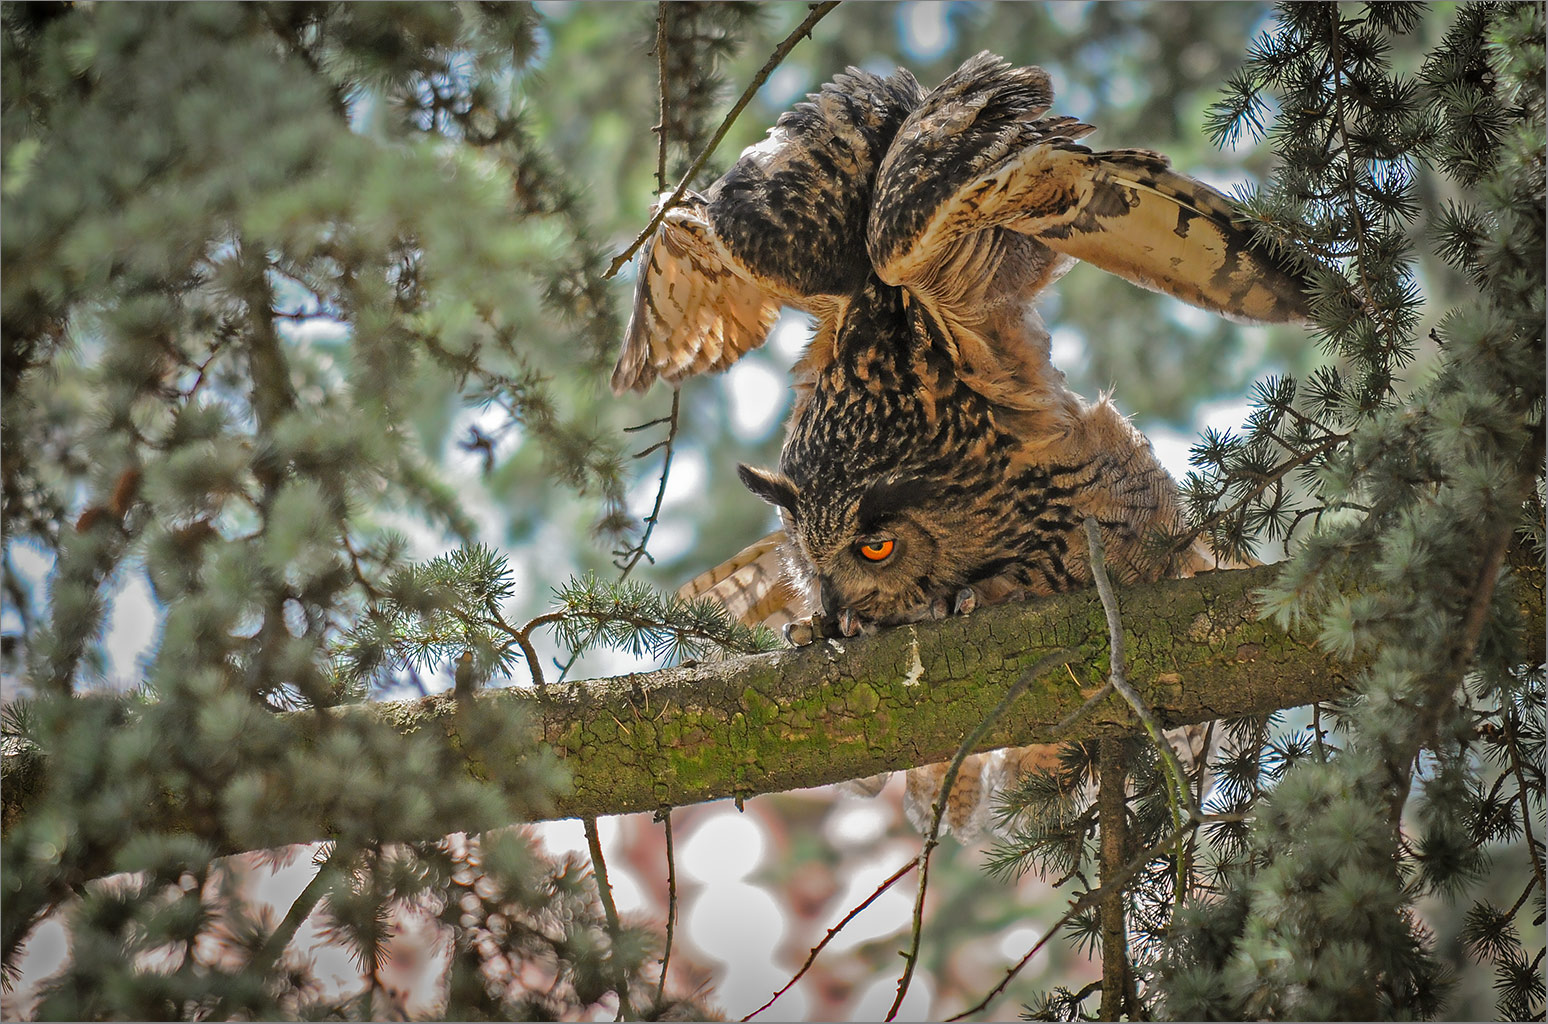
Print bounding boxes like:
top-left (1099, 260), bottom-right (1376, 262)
top-left (610, 194), bottom-right (783, 395)
top-left (675, 530), bottom-right (799, 630)
top-left (866, 52), bottom-right (1073, 283)
top-left (868, 51), bottom-right (1310, 325)
top-left (987, 146), bottom-right (1311, 323)
top-left (707, 67), bottom-right (923, 300)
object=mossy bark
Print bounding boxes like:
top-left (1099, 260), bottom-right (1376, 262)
top-left (499, 562), bottom-right (1342, 821)
top-left (4, 564), bottom-right (1543, 845)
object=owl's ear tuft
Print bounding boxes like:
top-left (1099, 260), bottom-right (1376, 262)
top-left (738, 464), bottom-right (799, 514)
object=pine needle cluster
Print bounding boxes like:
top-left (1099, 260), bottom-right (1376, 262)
top-left (992, 4), bottom-right (1544, 1019)
top-left (1161, 3), bottom-right (1544, 1019)
top-left (0, 3), bottom-right (753, 1017)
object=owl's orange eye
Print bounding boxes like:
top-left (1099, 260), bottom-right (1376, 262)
top-left (857, 538), bottom-right (895, 562)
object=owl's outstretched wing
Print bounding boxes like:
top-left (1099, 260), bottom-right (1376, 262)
top-left (868, 52), bottom-right (1311, 327)
top-left (611, 193), bottom-right (783, 394)
top-left (612, 67), bottom-right (923, 395)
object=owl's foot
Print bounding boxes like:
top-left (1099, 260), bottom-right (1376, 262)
top-left (782, 609), bottom-right (878, 646)
top-left (837, 608), bottom-right (880, 637)
top-left (928, 586), bottom-right (981, 620)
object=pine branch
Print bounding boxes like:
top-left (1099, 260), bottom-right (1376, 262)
top-left (9, 564), bottom-right (1540, 857)
top-left (254, 844), bottom-right (338, 977)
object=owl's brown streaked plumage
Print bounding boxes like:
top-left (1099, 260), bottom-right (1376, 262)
top-left (618, 52), bottom-right (1308, 836)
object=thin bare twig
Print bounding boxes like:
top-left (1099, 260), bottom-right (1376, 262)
top-left (653, 4), bottom-right (669, 192)
top-left (1504, 713), bottom-right (1547, 900)
top-left (1085, 519), bottom-right (1195, 822)
top-left (1097, 737), bottom-right (1130, 1022)
top-left (1050, 677), bottom-right (1115, 735)
top-left (604, 2), bottom-right (841, 279)
top-left (655, 808), bottom-right (678, 1008)
top-left (886, 649), bottom-right (1078, 1021)
top-left (946, 820), bottom-right (1204, 1021)
top-left (340, 529), bottom-right (383, 602)
top-left (742, 857), bottom-right (917, 1021)
top-left (1507, 872), bottom-right (1538, 918)
top-left (615, 390), bottom-right (680, 579)
top-left (585, 816), bottom-right (636, 1021)
top-left (614, 20), bottom-right (680, 583)
top-left (1309, 701), bottom-right (1326, 761)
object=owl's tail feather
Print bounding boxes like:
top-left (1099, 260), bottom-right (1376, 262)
top-left (676, 530), bottom-right (800, 630)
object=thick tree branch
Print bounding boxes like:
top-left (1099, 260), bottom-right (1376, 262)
top-left (4, 565), bottom-right (1543, 849)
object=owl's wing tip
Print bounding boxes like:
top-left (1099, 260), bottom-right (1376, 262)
top-left (610, 321), bottom-right (657, 394)
top-left (608, 373), bottom-right (645, 397)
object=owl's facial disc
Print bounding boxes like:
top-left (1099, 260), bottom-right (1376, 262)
top-left (806, 475), bottom-right (946, 622)
top-left (740, 459), bottom-right (966, 624)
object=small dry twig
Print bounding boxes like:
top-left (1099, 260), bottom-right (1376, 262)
top-left (885, 649), bottom-right (1077, 1021)
top-left (655, 807), bottom-right (679, 1008)
top-left (653, 4), bottom-right (670, 192)
top-left (614, 390), bottom-right (681, 579)
top-left (1085, 518), bottom-right (1195, 820)
top-left (585, 816), bottom-right (636, 1021)
top-left (742, 857), bottom-right (916, 1021)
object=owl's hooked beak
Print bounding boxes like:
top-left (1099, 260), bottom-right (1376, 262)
top-left (818, 575), bottom-right (842, 619)
top-left (816, 576), bottom-right (868, 637)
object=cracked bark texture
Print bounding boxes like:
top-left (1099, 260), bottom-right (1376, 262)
top-left (4, 564), bottom-right (1543, 848)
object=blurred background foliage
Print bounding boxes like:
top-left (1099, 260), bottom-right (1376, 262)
top-left (4, 0), bottom-right (1366, 695)
top-left (0, 0), bottom-right (1473, 688)
top-left (1, 2), bottom-right (1540, 1020)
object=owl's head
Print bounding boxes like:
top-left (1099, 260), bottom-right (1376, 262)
top-left (738, 462), bottom-right (988, 625)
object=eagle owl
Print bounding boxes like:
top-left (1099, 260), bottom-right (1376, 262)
top-left (614, 53), bottom-right (1308, 836)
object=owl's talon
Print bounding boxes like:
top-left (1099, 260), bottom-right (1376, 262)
top-left (838, 608), bottom-right (861, 637)
top-left (953, 587), bottom-right (979, 616)
top-left (928, 596), bottom-right (950, 620)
